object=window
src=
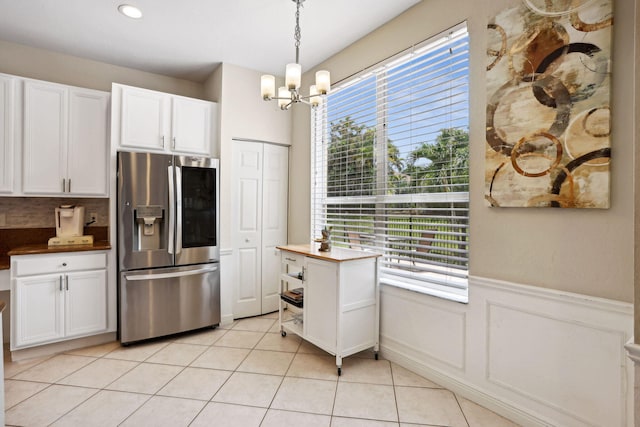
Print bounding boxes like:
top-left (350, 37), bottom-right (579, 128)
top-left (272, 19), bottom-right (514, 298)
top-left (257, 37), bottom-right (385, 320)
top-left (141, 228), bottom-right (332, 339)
top-left (311, 23), bottom-right (469, 302)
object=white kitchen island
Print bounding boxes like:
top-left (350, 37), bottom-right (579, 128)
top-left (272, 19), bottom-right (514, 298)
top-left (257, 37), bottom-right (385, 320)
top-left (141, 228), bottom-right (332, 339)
top-left (277, 243), bottom-right (381, 375)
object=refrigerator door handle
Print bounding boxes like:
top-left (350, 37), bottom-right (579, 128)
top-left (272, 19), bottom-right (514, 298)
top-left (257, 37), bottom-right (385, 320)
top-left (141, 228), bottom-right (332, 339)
top-left (125, 266), bottom-right (218, 281)
top-left (175, 166), bottom-right (183, 254)
top-left (167, 165), bottom-right (175, 255)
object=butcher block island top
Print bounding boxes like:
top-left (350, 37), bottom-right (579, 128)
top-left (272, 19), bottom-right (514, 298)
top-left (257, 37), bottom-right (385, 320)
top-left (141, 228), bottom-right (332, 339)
top-left (277, 243), bottom-right (381, 262)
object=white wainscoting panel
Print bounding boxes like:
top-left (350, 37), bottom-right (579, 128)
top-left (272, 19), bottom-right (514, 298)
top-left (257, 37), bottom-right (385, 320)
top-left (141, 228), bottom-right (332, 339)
top-left (219, 248), bottom-right (234, 326)
top-left (380, 276), bottom-right (633, 427)
top-left (487, 303), bottom-right (627, 426)
top-left (381, 285), bottom-right (466, 371)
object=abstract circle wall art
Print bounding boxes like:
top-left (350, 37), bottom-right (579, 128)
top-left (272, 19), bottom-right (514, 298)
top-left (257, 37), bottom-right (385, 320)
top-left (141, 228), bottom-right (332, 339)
top-left (485, 0), bottom-right (612, 208)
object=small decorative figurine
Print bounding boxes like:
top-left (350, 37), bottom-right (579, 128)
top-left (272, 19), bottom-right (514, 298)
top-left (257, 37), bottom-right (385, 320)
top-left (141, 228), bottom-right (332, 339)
top-left (314, 226), bottom-right (332, 251)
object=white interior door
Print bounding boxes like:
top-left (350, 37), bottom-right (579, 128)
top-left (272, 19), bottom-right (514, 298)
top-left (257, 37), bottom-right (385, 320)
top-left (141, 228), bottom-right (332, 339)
top-left (261, 144), bottom-right (289, 313)
top-left (232, 140), bottom-right (289, 318)
top-left (232, 141), bottom-right (263, 318)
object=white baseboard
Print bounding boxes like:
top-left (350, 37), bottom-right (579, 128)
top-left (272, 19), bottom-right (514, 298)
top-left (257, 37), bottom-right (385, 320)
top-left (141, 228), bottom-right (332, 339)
top-left (220, 248), bottom-right (233, 325)
top-left (380, 276), bottom-right (633, 427)
top-left (220, 314), bottom-right (234, 326)
top-left (625, 340), bottom-right (640, 364)
top-left (10, 332), bottom-right (117, 362)
top-left (381, 343), bottom-right (547, 427)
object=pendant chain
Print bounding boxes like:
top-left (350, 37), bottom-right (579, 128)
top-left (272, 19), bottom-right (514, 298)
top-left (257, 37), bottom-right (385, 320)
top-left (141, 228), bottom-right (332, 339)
top-left (294, 0), bottom-right (302, 64)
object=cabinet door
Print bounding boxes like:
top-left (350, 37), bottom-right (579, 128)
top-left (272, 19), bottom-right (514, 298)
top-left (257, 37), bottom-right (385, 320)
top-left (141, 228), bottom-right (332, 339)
top-left (23, 81), bottom-right (67, 194)
top-left (65, 269), bottom-right (107, 337)
top-left (67, 89), bottom-right (109, 195)
top-left (14, 274), bottom-right (64, 347)
top-left (121, 87), bottom-right (168, 151)
top-left (304, 258), bottom-right (337, 352)
top-left (171, 97), bottom-right (211, 155)
top-left (0, 75), bottom-right (15, 193)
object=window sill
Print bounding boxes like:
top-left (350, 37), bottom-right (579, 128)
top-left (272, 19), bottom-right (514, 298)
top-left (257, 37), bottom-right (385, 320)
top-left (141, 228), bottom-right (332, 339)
top-left (380, 274), bottom-right (468, 303)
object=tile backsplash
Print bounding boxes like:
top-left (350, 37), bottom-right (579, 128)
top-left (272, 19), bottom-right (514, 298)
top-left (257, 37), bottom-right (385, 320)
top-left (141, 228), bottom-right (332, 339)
top-left (0, 197), bottom-right (109, 229)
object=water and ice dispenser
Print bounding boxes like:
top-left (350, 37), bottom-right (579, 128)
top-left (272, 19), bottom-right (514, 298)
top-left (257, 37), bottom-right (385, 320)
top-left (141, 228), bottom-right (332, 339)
top-left (133, 205), bottom-right (165, 250)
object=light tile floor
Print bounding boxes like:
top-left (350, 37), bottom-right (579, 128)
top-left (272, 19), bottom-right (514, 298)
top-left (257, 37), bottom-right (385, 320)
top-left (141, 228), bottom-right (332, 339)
top-left (3, 313), bottom-right (520, 426)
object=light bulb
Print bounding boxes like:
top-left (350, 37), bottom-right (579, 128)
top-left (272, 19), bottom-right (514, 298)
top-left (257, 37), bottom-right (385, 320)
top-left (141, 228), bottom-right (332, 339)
top-left (261, 75), bottom-right (276, 100)
top-left (285, 63), bottom-right (302, 90)
top-left (278, 86), bottom-right (290, 110)
top-left (315, 70), bottom-right (331, 94)
top-left (310, 85), bottom-right (322, 107)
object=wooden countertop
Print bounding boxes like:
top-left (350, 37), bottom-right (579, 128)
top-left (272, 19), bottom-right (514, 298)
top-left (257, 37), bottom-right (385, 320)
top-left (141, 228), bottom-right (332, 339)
top-left (277, 243), bottom-right (381, 262)
top-left (7, 241), bottom-right (112, 257)
top-left (0, 227), bottom-right (110, 270)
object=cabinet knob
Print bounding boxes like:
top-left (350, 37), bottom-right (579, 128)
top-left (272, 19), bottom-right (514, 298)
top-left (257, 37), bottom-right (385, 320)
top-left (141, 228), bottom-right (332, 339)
top-left (62, 262), bottom-right (67, 267)
top-left (245, 238), bottom-right (250, 243)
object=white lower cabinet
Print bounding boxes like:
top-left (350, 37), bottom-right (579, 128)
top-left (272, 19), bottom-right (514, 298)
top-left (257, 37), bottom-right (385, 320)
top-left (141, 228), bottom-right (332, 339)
top-left (11, 252), bottom-right (108, 350)
top-left (64, 269), bottom-right (107, 337)
top-left (278, 244), bottom-right (380, 375)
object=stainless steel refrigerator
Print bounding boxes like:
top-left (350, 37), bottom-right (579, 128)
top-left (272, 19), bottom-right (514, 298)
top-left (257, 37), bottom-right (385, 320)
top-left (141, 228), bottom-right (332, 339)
top-left (117, 151), bottom-right (220, 344)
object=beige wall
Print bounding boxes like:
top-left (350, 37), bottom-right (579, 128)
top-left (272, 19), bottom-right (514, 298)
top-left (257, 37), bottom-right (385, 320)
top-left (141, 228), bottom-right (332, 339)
top-left (0, 39), bottom-right (203, 98)
top-left (205, 63), bottom-right (292, 249)
top-left (294, 0), bottom-right (635, 303)
top-left (635, 0), bottom-right (640, 342)
top-left (0, 1), bottom-right (633, 304)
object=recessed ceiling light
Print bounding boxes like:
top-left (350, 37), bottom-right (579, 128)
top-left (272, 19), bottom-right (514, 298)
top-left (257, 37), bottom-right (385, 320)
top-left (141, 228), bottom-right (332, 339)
top-left (118, 4), bottom-right (142, 19)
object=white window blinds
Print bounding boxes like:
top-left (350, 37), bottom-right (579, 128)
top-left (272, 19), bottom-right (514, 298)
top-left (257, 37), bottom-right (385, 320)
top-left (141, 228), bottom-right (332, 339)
top-left (311, 23), bottom-right (469, 302)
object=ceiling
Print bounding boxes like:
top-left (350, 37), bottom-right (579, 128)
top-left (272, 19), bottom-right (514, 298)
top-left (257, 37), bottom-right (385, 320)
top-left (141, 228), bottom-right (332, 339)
top-left (0, 0), bottom-right (421, 83)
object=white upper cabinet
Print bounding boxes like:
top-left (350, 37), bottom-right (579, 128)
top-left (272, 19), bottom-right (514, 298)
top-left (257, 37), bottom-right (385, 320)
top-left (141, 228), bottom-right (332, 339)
top-left (0, 74), bottom-right (16, 194)
top-left (23, 81), bottom-right (67, 195)
top-left (115, 83), bottom-right (216, 156)
top-left (120, 86), bottom-right (169, 151)
top-left (67, 89), bottom-right (110, 195)
top-left (23, 79), bottom-right (109, 196)
top-left (171, 96), bottom-right (212, 155)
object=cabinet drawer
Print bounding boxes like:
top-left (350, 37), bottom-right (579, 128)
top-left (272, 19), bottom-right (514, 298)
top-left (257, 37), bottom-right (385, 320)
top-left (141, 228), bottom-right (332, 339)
top-left (281, 251), bottom-right (304, 268)
top-left (13, 252), bottom-right (107, 277)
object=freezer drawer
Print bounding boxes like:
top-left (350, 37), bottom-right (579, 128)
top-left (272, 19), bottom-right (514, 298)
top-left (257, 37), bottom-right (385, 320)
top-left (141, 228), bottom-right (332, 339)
top-left (119, 263), bottom-right (220, 344)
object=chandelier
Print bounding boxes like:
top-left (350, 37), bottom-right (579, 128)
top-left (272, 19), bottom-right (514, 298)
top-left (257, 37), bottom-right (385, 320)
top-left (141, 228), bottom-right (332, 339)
top-left (260, 0), bottom-right (330, 110)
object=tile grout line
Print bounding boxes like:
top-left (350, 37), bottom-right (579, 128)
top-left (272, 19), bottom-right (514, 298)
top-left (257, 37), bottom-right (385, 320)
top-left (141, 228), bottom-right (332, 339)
top-left (49, 339), bottom-right (170, 426)
top-left (389, 362), bottom-right (401, 426)
top-left (453, 392), bottom-right (472, 427)
top-left (5, 315), bottom-right (490, 426)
